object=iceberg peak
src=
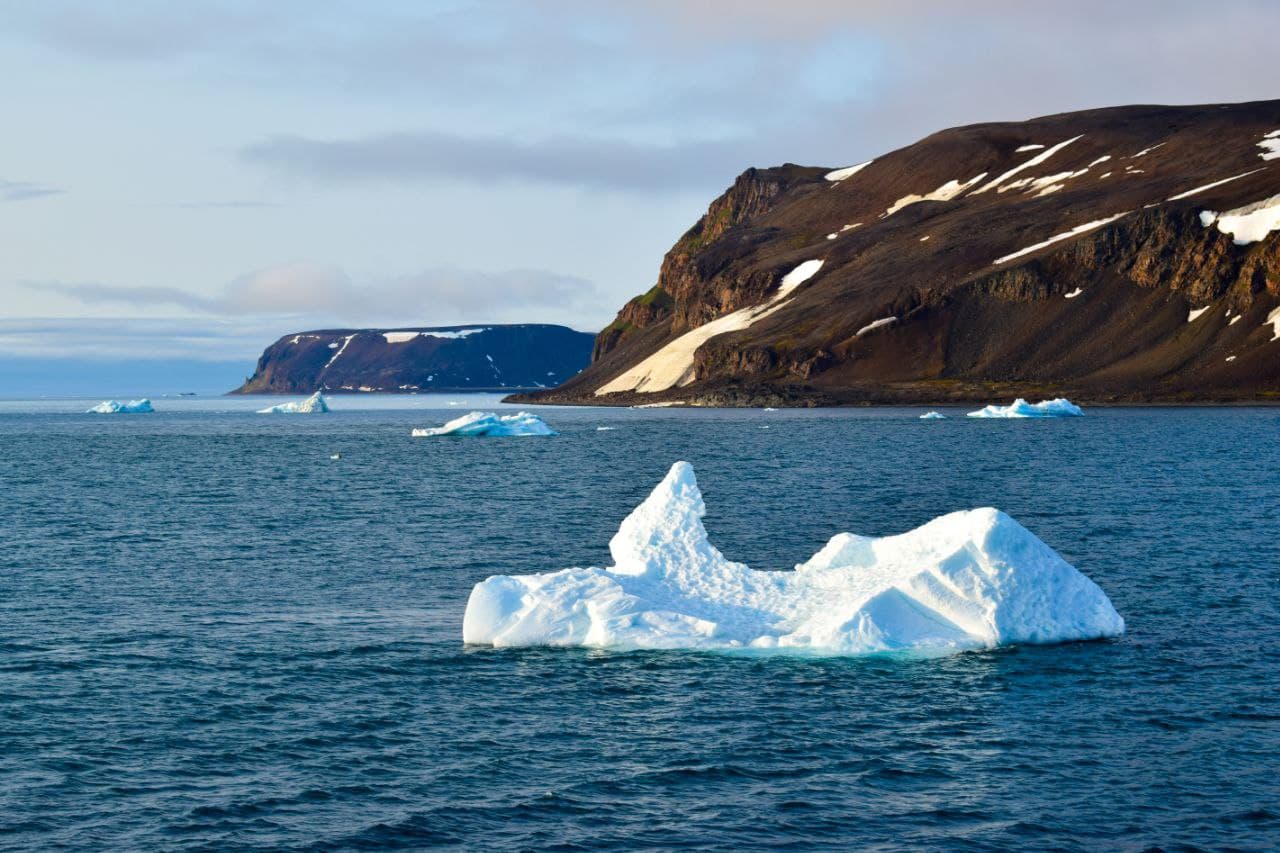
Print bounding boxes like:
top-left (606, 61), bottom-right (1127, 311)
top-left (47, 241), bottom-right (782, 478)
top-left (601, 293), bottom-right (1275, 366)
top-left (463, 462), bottom-right (1124, 654)
top-left (608, 461), bottom-right (730, 578)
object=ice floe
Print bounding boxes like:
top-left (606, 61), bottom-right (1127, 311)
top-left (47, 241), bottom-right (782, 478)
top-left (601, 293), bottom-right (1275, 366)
top-left (919, 411), bottom-right (947, 420)
top-left (87, 398), bottom-right (154, 414)
top-left (257, 392), bottom-right (330, 414)
top-left (462, 462), bottom-right (1123, 654)
top-left (596, 260), bottom-right (824, 395)
top-left (966, 398), bottom-right (1084, 418)
top-left (412, 411), bottom-right (556, 437)
top-left (1199, 194), bottom-right (1280, 245)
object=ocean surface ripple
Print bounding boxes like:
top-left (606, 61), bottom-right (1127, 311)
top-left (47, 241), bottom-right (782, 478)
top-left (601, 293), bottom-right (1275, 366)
top-left (1, 402), bottom-right (1277, 850)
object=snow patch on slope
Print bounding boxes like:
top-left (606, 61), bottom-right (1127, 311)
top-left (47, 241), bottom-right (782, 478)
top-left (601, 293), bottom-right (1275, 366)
top-left (1167, 169), bottom-right (1263, 201)
top-left (856, 316), bottom-right (897, 336)
top-left (825, 161), bottom-right (873, 182)
top-left (595, 260), bottom-right (824, 395)
top-left (462, 462), bottom-right (1123, 654)
top-left (994, 213), bottom-right (1129, 265)
top-left (884, 173), bottom-right (986, 217)
top-left (1200, 194), bottom-right (1280, 244)
top-left (972, 135), bottom-right (1083, 195)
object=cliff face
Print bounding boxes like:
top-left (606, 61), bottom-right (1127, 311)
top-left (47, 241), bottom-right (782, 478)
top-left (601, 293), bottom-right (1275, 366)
top-left (232, 324), bottom-right (593, 394)
top-left (518, 100), bottom-right (1280, 406)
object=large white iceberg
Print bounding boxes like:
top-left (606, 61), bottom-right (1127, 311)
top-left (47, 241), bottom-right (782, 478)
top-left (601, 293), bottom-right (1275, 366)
top-left (257, 392), bottom-right (330, 414)
top-left (87, 399), bottom-right (154, 414)
top-left (966, 398), bottom-right (1084, 418)
top-left (412, 410), bottom-right (556, 437)
top-left (462, 462), bottom-right (1123, 654)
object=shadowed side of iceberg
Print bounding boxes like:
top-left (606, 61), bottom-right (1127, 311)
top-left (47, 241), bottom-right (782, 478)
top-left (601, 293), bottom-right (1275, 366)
top-left (87, 399), bottom-right (154, 414)
top-left (257, 391), bottom-right (330, 414)
top-left (967, 398), bottom-right (1084, 418)
top-left (412, 411), bottom-right (556, 437)
top-left (461, 462), bottom-right (1124, 655)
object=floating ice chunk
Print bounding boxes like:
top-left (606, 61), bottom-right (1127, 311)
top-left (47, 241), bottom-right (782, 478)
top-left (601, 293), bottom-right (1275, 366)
top-left (258, 391), bottom-right (330, 414)
top-left (87, 398), bottom-right (154, 414)
top-left (966, 398), bottom-right (1084, 418)
top-left (462, 462), bottom-right (1123, 653)
top-left (825, 160), bottom-right (873, 181)
top-left (412, 410), bottom-right (556, 437)
top-left (596, 426), bottom-right (617, 432)
top-left (1199, 194), bottom-right (1280, 245)
top-left (919, 411), bottom-right (947, 420)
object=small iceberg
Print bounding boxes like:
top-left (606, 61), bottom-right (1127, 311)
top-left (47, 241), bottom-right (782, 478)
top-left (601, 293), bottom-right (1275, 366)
top-left (966, 398), bottom-right (1084, 418)
top-left (463, 462), bottom-right (1124, 654)
top-left (919, 411), bottom-right (947, 420)
top-left (412, 411), bottom-right (556, 437)
top-left (257, 392), bottom-right (330, 414)
top-left (87, 399), bottom-right (154, 414)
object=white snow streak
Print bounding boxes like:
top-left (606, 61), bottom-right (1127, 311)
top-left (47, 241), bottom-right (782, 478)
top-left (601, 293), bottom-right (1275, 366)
top-left (1129, 142), bottom-right (1166, 158)
top-left (972, 135), bottom-right (1083, 195)
top-left (1015, 144), bottom-right (1045, 152)
top-left (825, 160), bottom-right (873, 181)
top-left (993, 212), bottom-right (1128, 265)
top-left (383, 332), bottom-right (419, 344)
top-left (1064, 288), bottom-right (1083, 299)
top-left (1187, 307), bottom-right (1210, 323)
top-left (323, 335), bottom-right (355, 369)
top-left (856, 316), bottom-right (897, 336)
top-left (884, 173), bottom-right (986, 216)
top-left (596, 260), bottom-right (825, 395)
top-left (1266, 306), bottom-right (1280, 341)
top-left (1167, 169), bottom-right (1263, 201)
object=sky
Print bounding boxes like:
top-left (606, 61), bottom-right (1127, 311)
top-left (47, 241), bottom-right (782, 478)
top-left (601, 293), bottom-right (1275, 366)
top-left (2, 0), bottom-right (1278, 371)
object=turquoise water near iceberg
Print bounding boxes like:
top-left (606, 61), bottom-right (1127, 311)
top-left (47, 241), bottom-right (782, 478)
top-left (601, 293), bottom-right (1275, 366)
top-left (1, 399), bottom-right (1277, 849)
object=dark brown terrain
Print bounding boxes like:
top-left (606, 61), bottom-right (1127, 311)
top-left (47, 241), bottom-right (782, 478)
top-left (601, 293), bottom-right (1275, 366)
top-left (513, 100), bottom-right (1280, 407)
top-left (233, 324), bottom-right (593, 394)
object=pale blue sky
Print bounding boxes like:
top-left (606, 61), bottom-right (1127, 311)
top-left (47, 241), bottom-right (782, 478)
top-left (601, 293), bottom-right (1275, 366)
top-left (2, 0), bottom-right (1277, 362)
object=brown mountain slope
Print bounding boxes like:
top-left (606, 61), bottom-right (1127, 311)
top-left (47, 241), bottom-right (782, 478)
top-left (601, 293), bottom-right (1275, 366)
top-left (515, 100), bottom-right (1280, 406)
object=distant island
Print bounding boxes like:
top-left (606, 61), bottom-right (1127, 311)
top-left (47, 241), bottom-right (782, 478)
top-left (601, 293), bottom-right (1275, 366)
top-left (511, 99), bottom-right (1280, 407)
top-left (232, 324), bottom-right (594, 394)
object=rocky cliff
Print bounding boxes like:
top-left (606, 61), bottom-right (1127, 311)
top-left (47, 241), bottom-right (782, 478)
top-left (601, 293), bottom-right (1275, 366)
top-left (233, 324), bottom-right (593, 394)
top-left (514, 100), bottom-right (1280, 406)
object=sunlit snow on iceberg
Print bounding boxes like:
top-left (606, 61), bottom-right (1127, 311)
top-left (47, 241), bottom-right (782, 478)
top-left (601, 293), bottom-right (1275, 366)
top-left (966, 398), bottom-right (1083, 418)
top-left (463, 462), bottom-right (1123, 654)
top-left (87, 399), bottom-right (154, 414)
top-left (257, 392), bottom-right (330, 414)
top-left (919, 411), bottom-right (947, 420)
top-left (412, 411), bottom-right (556, 437)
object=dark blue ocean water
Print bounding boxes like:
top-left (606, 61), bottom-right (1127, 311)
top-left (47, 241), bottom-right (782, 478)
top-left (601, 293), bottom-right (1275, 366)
top-left (2, 398), bottom-right (1278, 851)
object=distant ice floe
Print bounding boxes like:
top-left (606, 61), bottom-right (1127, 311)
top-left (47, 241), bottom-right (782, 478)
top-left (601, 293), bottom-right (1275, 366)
top-left (87, 398), bottom-right (154, 414)
top-left (919, 411), bottom-right (947, 420)
top-left (258, 392), bottom-right (330, 414)
top-left (412, 411), bottom-right (556, 437)
top-left (966, 398), bottom-right (1084, 418)
top-left (462, 462), bottom-right (1124, 654)
top-left (1199, 194), bottom-right (1280, 245)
